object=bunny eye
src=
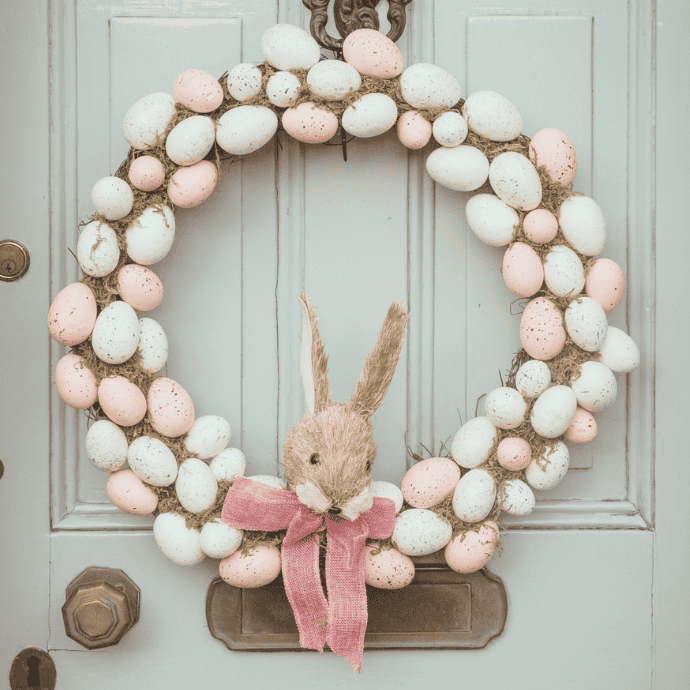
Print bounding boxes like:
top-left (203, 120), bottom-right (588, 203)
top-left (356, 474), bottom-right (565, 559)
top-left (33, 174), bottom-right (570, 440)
top-left (309, 454), bottom-right (320, 465)
top-left (365, 461), bottom-right (371, 471)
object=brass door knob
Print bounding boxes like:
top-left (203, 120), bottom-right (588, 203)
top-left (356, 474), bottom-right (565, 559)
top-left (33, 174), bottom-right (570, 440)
top-left (61, 567), bottom-right (140, 649)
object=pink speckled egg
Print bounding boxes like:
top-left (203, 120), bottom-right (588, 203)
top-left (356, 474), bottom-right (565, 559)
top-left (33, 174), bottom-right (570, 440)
top-left (529, 128), bottom-right (577, 186)
top-left (128, 155), bottom-right (166, 192)
top-left (502, 242), bottom-right (544, 297)
top-left (343, 28), bottom-right (403, 78)
top-left (219, 545), bottom-right (282, 588)
top-left (397, 111), bottom-right (432, 149)
top-left (98, 375), bottom-right (147, 426)
top-left (174, 69), bottom-right (223, 113)
top-left (106, 469), bottom-right (159, 515)
top-left (47, 282), bottom-right (98, 346)
top-left (117, 264), bottom-right (164, 311)
top-left (564, 407), bottom-right (598, 443)
top-left (496, 436), bottom-right (532, 471)
top-left (520, 297), bottom-right (567, 361)
top-left (281, 102), bottom-right (339, 144)
top-left (401, 457), bottom-right (461, 509)
top-left (167, 160), bottom-right (217, 208)
top-left (55, 354), bottom-right (98, 409)
top-left (147, 377), bottom-right (195, 437)
top-left (585, 258), bottom-right (625, 312)
top-left (365, 546), bottom-right (415, 589)
top-left (523, 208), bottom-right (558, 244)
top-left (444, 521), bottom-right (499, 574)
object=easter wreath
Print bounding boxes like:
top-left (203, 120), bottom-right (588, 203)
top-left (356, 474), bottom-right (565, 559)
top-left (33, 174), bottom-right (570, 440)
top-left (47, 23), bottom-right (641, 670)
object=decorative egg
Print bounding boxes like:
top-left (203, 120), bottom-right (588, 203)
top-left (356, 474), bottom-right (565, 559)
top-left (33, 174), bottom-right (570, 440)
top-left (489, 152), bottom-right (542, 211)
top-left (543, 245), bottom-right (585, 297)
top-left (570, 361), bottom-right (617, 412)
top-left (496, 436), bottom-right (532, 471)
top-left (365, 546), bottom-right (415, 589)
top-left (465, 193), bottom-right (519, 246)
top-left (147, 377), bottom-right (195, 437)
top-left (77, 220), bottom-right (120, 277)
top-left (216, 106), bottom-right (278, 155)
top-left (400, 456), bottom-right (461, 509)
top-left (167, 160), bottom-right (217, 208)
top-left (565, 297), bottom-right (608, 351)
top-left (200, 518), bottom-right (243, 559)
top-left (342, 93), bottom-right (398, 138)
top-left (432, 111), bottom-right (468, 147)
top-left (529, 128), bottom-right (577, 186)
top-left (444, 521), bottom-right (499, 574)
top-left (585, 258), bottom-right (625, 311)
top-left (97, 376), bottom-right (147, 426)
top-left (106, 470), bottom-right (158, 515)
top-left (153, 513), bottom-right (206, 566)
top-left (502, 242), bottom-right (544, 297)
top-left (498, 479), bottom-right (535, 516)
top-left (265, 71), bottom-right (302, 108)
top-left (91, 176), bottom-right (133, 221)
top-left (598, 326), bottom-right (640, 373)
top-left (137, 317), bottom-right (168, 373)
top-left (210, 447), bottom-right (246, 482)
top-left (371, 480), bottom-right (404, 513)
top-left (48, 283), bottom-right (97, 346)
top-left (426, 145), bottom-right (489, 192)
top-left (397, 111), bottom-right (432, 149)
top-left (392, 509), bottom-right (453, 557)
top-left (519, 297), bottom-right (567, 360)
top-left (126, 205), bottom-right (175, 265)
top-left (400, 63), bottom-right (461, 109)
top-left (564, 407), bottom-right (598, 443)
top-left (484, 387), bottom-right (527, 430)
top-left (127, 435), bottom-right (178, 487)
top-left (91, 301), bottom-right (140, 364)
top-left (559, 196), bottom-right (606, 256)
top-left (128, 155), bottom-right (166, 192)
top-left (307, 59), bottom-right (361, 100)
top-left (451, 416), bottom-right (497, 469)
top-left (176, 458), bottom-right (218, 513)
top-left (462, 91), bottom-right (522, 142)
top-left (525, 441), bottom-right (570, 490)
top-left (184, 415), bottom-right (232, 459)
top-left (282, 102), bottom-right (339, 144)
top-left (452, 469), bottom-right (496, 523)
top-left (247, 475), bottom-right (287, 490)
top-left (227, 63), bottom-right (263, 101)
top-left (523, 209), bottom-right (558, 244)
top-left (530, 385), bottom-right (578, 438)
top-left (515, 359), bottom-right (551, 398)
top-left (55, 354), bottom-right (98, 409)
top-left (342, 29), bottom-right (403, 78)
top-left (123, 92), bottom-right (177, 149)
top-left (117, 264), bottom-right (164, 311)
top-left (261, 24), bottom-right (321, 71)
top-left (165, 115), bottom-right (215, 166)
top-left (85, 419), bottom-right (128, 471)
top-left (219, 545), bottom-right (282, 587)
top-left (173, 69), bottom-right (223, 113)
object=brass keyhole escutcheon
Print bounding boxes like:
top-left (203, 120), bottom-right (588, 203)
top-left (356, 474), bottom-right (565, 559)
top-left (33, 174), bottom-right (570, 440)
top-left (9, 648), bottom-right (56, 690)
top-left (0, 240), bottom-right (30, 282)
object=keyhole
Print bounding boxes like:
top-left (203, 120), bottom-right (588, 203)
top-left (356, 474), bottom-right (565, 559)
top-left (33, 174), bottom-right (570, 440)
top-left (10, 648), bottom-right (56, 690)
top-left (26, 655), bottom-right (41, 688)
top-left (2, 259), bottom-right (16, 274)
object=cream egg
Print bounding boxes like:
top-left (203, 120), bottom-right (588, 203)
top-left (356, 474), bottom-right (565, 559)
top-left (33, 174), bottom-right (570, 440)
top-left (173, 69), bottom-right (223, 113)
top-left (565, 297), bottom-right (608, 351)
top-left (496, 436), bottom-right (532, 471)
top-left (564, 407), bottom-right (598, 443)
top-left (282, 102), bottom-right (339, 144)
top-left (397, 111), bottom-right (432, 149)
top-left (126, 205), bottom-right (175, 265)
top-left (543, 245), bottom-right (585, 297)
top-left (515, 359), bottom-right (552, 398)
top-left (570, 361), bottom-right (617, 412)
top-left (529, 128), bottom-right (577, 186)
top-left (55, 354), bottom-right (98, 409)
top-left (210, 447), bottom-right (246, 482)
top-left (585, 258), bottom-right (625, 311)
top-left (523, 208), bottom-right (558, 244)
top-left (451, 416), bottom-right (497, 469)
top-left (92, 176), bottom-right (133, 221)
top-left (371, 480), bottom-right (404, 513)
top-left (426, 145), bottom-right (489, 192)
top-left (525, 441), bottom-right (570, 490)
top-left (127, 435), bottom-right (179, 487)
top-left (77, 220), bottom-right (120, 277)
top-left (598, 326), bottom-right (640, 373)
top-left (167, 160), bottom-right (217, 208)
top-left (400, 457), bottom-right (461, 509)
top-left (48, 282), bottom-right (98, 346)
top-left (85, 419), bottom-right (128, 471)
top-left (91, 301), bottom-right (140, 364)
top-left (462, 91), bottom-right (522, 142)
top-left (445, 521), bottom-right (499, 574)
top-left (392, 509), bottom-right (453, 556)
top-left (307, 59), bottom-right (361, 100)
top-left (123, 92), bottom-right (176, 149)
top-left (128, 155), bottom-right (166, 192)
top-left (137, 317), bottom-right (168, 373)
top-left (117, 264), bottom-right (164, 311)
top-left (216, 105), bottom-right (278, 156)
top-left (247, 475), bottom-right (287, 490)
top-left (452, 469), bottom-right (496, 523)
top-left (432, 111), bottom-right (468, 147)
top-left (465, 193), bottom-right (519, 246)
top-left (502, 242), bottom-right (544, 297)
top-left (261, 24), bottom-right (321, 71)
top-left (519, 297), bottom-right (567, 360)
top-left (559, 195), bottom-right (606, 256)
top-left (498, 479), bottom-right (535, 516)
top-left (365, 546), bottom-right (415, 589)
top-left (153, 513), bottom-right (206, 566)
top-left (97, 375), bottom-right (147, 426)
top-left (342, 93), bottom-right (398, 138)
top-left (175, 458), bottom-right (218, 513)
top-left (265, 71), bottom-right (302, 108)
top-left (484, 387), bottom-right (527, 430)
top-left (165, 115), bottom-right (215, 166)
top-left (107, 469), bottom-right (158, 516)
top-left (400, 63), bottom-right (461, 109)
top-left (227, 63), bottom-right (263, 101)
top-left (219, 545), bottom-right (282, 587)
top-left (184, 415), bottom-right (232, 459)
top-left (200, 518), bottom-right (243, 559)
top-left (489, 152), bottom-right (542, 211)
top-left (343, 28), bottom-right (403, 78)
top-left (147, 377), bottom-right (195, 437)
top-left (530, 385), bottom-right (578, 438)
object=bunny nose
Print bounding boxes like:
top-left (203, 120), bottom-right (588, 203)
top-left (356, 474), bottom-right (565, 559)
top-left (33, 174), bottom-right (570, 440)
top-left (328, 506), bottom-right (342, 515)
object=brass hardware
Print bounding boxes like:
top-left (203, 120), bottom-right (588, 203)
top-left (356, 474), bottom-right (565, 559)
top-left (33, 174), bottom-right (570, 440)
top-left (0, 240), bottom-right (30, 282)
top-left (9, 648), bottom-right (56, 690)
top-left (61, 566), bottom-right (140, 649)
top-left (0, 459), bottom-right (4, 480)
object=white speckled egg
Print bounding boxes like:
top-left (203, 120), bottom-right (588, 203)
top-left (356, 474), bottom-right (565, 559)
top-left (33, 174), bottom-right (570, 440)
top-left (485, 387), bottom-right (528, 430)
top-left (400, 457), bottom-right (461, 509)
top-left (530, 385), bottom-right (578, 438)
top-left (515, 360), bottom-right (552, 399)
top-left (392, 509), bottom-right (453, 557)
top-left (559, 196), bottom-right (606, 256)
top-left (200, 518), bottom-right (243, 559)
top-left (445, 521), bottom-right (499, 574)
top-left (127, 435), bottom-right (178, 487)
top-left (77, 220), bottom-right (120, 277)
top-left (426, 145), bottom-right (489, 192)
top-left (525, 441), bottom-right (570, 490)
top-left (91, 301), bottom-right (140, 365)
top-left (598, 326), bottom-right (640, 373)
top-left (216, 105), bottom-right (278, 156)
top-left (176, 458), bottom-right (218, 514)
top-left (342, 93), bottom-right (398, 137)
top-left (489, 152), bottom-right (542, 211)
top-left (126, 206), bottom-right (175, 265)
top-left (432, 111), bottom-right (468, 147)
top-left (307, 59), bottom-right (361, 100)
top-left (543, 245), bottom-right (585, 297)
top-left (261, 24), bottom-right (321, 71)
top-left (219, 545), bottom-right (282, 587)
top-left (153, 513), bottom-right (205, 566)
top-left (365, 546), bottom-right (415, 589)
top-left (451, 416), bottom-right (498, 469)
top-left (499, 479), bottom-right (535, 516)
top-left (247, 474), bottom-right (287, 490)
top-left (371, 480), bottom-right (404, 513)
top-left (462, 91), bottom-right (522, 142)
top-left (92, 176), bottom-right (134, 221)
top-left (123, 92), bottom-right (177, 150)
top-left (465, 193), bottom-right (519, 246)
top-left (266, 71), bottom-right (302, 107)
top-left (452, 469), bottom-right (496, 523)
top-left (227, 63), bottom-right (263, 101)
top-left (570, 361), bottom-right (617, 412)
top-left (565, 297), bottom-right (608, 351)
top-left (184, 415), bottom-right (232, 460)
top-left (165, 115), bottom-right (215, 166)
top-left (137, 317), bottom-right (168, 373)
top-left (210, 448), bottom-right (246, 482)
top-left (400, 63), bottom-right (461, 109)
top-left (85, 420), bottom-right (128, 472)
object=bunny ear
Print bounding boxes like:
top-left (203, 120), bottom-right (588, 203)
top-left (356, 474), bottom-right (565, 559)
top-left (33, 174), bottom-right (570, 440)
top-left (299, 294), bottom-right (332, 415)
top-left (349, 302), bottom-right (409, 419)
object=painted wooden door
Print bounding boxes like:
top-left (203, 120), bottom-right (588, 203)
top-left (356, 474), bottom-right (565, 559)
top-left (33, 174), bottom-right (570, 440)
top-left (2, 0), bottom-right (688, 687)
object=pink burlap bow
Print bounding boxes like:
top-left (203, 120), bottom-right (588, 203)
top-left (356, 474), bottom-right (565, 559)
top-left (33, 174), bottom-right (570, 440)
top-left (221, 475), bottom-right (396, 670)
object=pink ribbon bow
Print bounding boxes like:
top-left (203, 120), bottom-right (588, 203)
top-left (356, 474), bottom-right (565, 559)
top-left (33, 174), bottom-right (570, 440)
top-left (221, 475), bottom-right (396, 671)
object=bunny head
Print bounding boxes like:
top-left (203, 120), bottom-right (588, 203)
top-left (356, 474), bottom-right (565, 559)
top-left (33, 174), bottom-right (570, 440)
top-left (282, 294), bottom-right (409, 521)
